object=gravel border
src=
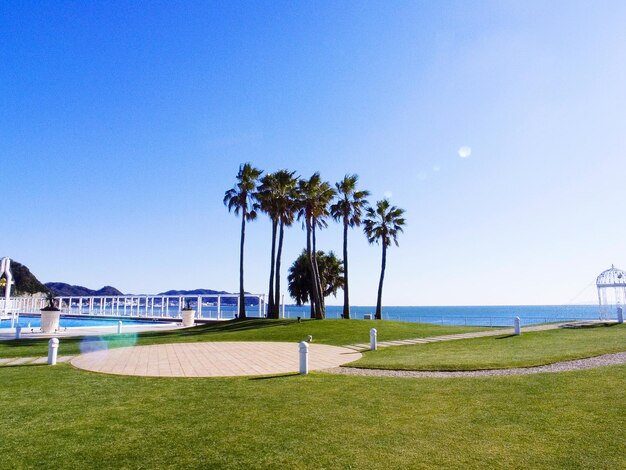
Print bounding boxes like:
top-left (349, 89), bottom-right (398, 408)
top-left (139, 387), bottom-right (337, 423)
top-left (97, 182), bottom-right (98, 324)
top-left (324, 351), bottom-right (626, 378)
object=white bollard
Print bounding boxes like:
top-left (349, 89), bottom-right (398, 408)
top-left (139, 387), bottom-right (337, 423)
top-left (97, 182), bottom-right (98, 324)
top-left (48, 338), bottom-right (59, 365)
top-left (514, 317), bottom-right (521, 336)
top-left (117, 321), bottom-right (123, 334)
top-left (15, 325), bottom-right (22, 340)
top-left (370, 328), bottom-right (378, 351)
top-left (299, 341), bottom-right (309, 375)
top-left (617, 308), bottom-right (623, 324)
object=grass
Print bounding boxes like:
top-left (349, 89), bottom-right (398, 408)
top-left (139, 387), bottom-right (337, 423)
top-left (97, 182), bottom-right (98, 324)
top-left (350, 323), bottom-right (626, 371)
top-left (2, 320), bottom-right (626, 467)
top-left (0, 319), bottom-right (485, 359)
top-left (0, 363), bottom-right (625, 468)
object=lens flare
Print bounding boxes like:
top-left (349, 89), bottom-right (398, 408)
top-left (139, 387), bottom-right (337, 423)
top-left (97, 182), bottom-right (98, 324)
top-left (458, 146), bottom-right (472, 158)
top-left (79, 333), bottom-right (139, 354)
top-left (80, 336), bottom-right (109, 354)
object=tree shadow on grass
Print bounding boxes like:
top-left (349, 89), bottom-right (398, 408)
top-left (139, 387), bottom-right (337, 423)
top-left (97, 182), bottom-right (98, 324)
top-left (248, 372), bottom-right (299, 381)
top-left (567, 322), bottom-right (620, 329)
top-left (135, 318), bottom-right (297, 341)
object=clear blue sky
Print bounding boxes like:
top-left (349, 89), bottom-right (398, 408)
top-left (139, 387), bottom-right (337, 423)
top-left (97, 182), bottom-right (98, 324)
top-left (2, 1), bottom-right (625, 305)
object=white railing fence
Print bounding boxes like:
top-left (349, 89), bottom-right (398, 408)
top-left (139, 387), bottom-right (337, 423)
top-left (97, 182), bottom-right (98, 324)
top-left (6, 294), bottom-right (271, 321)
top-left (1, 297), bottom-right (47, 317)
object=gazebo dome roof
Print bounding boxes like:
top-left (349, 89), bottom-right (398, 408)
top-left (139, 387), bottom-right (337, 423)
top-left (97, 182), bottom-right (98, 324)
top-left (596, 265), bottom-right (626, 288)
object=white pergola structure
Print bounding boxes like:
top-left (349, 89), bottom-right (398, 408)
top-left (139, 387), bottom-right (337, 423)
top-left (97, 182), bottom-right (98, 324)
top-left (1, 257), bottom-right (14, 317)
top-left (596, 265), bottom-right (626, 321)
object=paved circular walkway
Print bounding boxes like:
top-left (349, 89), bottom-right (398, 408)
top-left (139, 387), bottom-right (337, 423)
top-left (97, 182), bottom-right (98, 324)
top-left (71, 342), bottom-right (361, 377)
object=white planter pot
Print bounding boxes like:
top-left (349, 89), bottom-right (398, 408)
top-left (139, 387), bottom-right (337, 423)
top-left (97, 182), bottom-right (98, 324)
top-left (181, 309), bottom-right (195, 327)
top-left (40, 310), bottom-right (61, 333)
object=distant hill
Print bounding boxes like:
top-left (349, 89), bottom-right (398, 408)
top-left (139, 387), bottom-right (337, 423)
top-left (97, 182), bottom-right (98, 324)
top-left (43, 284), bottom-right (254, 304)
top-left (1, 260), bottom-right (49, 295)
top-left (45, 283), bottom-right (123, 297)
top-left (158, 289), bottom-right (231, 296)
top-left (159, 289), bottom-right (260, 305)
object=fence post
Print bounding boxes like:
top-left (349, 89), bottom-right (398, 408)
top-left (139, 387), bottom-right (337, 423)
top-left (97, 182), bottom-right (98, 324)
top-left (48, 338), bottom-right (59, 365)
top-left (370, 328), bottom-right (378, 351)
top-left (299, 341), bottom-right (309, 374)
top-left (282, 294), bottom-right (285, 318)
top-left (514, 316), bottom-right (521, 336)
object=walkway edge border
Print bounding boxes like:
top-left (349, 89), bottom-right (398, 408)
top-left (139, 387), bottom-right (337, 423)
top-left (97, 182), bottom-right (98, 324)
top-left (325, 351), bottom-right (626, 378)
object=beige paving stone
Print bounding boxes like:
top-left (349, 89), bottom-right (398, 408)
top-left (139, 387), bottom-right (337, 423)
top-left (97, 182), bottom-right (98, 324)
top-left (71, 342), bottom-right (361, 377)
top-left (30, 357), bottom-right (49, 365)
top-left (343, 323), bottom-right (568, 352)
top-left (4, 357), bottom-right (35, 365)
top-left (0, 354), bottom-right (75, 367)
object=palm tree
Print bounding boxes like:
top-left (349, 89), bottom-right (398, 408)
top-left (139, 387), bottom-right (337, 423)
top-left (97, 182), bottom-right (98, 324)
top-left (256, 170), bottom-right (298, 318)
top-left (256, 172), bottom-right (279, 317)
top-left (223, 163), bottom-right (263, 319)
top-left (363, 199), bottom-right (406, 320)
top-left (310, 178), bottom-right (335, 316)
top-left (287, 250), bottom-right (344, 308)
top-left (296, 173), bottom-right (335, 319)
top-left (330, 174), bottom-right (370, 319)
top-left (272, 170), bottom-right (298, 318)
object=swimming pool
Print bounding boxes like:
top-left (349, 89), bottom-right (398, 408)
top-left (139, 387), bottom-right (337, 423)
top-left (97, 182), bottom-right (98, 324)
top-left (0, 314), bottom-right (167, 329)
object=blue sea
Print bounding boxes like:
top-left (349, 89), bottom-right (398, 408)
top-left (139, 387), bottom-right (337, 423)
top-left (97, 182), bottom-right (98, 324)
top-left (278, 304), bottom-right (601, 326)
top-left (192, 304), bottom-right (601, 326)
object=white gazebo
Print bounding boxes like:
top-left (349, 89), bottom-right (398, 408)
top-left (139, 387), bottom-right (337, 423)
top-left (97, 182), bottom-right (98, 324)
top-left (596, 265), bottom-right (626, 322)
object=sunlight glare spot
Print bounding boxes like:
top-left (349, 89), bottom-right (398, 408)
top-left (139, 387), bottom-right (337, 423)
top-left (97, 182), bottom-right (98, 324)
top-left (458, 146), bottom-right (472, 158)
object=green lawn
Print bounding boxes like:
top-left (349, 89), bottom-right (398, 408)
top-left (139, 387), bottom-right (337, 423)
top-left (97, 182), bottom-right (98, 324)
top-left (0, 319), bottom-right (485, 359)
top-left (350, 324), bottom-right (626, 371)
top-left (0, 363), bottom-right (625, 468)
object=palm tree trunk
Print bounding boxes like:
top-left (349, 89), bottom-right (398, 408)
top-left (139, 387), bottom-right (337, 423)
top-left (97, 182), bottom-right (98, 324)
top-left (239, 212), bottom-right (247, 319)
top-left (273, 221), bottom-right (285, 319)
top-left (376, 243), bottom-right (387, 320)
top-left (342, 219), bottom-right (349, 319)
top-left (267, 219), bottom-right (277, 318)
top-left (305, 217), bottom-right (320, 319)
top-left (311, 221), bottom-right (325, 319)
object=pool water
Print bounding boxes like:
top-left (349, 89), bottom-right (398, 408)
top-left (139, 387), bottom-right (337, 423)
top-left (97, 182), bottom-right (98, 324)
top-left (0, 314), bottom-right (166, 329)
